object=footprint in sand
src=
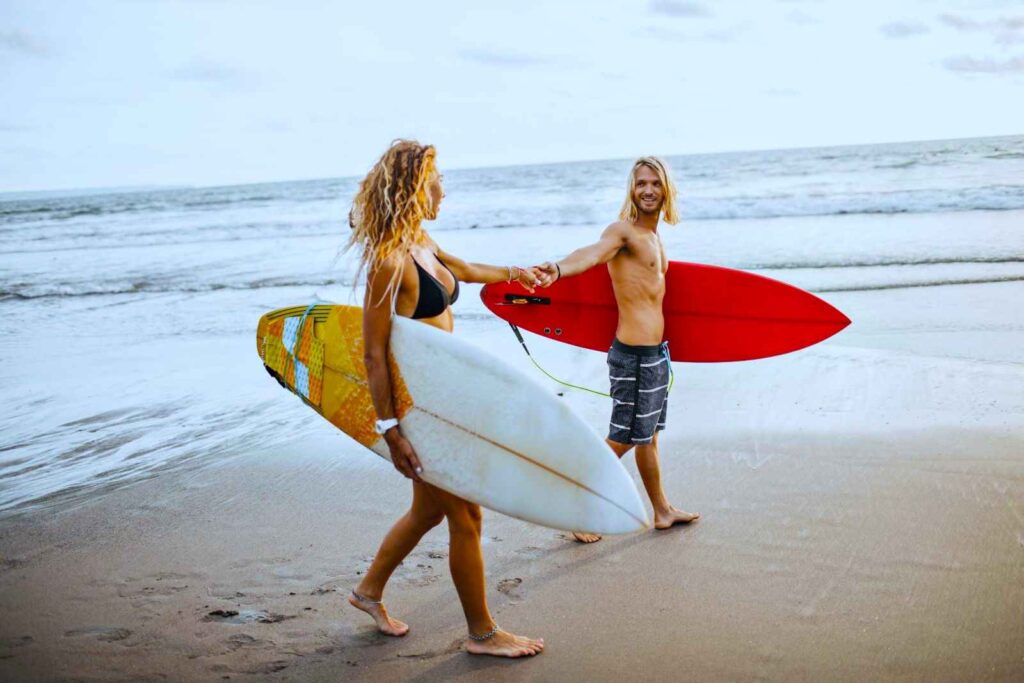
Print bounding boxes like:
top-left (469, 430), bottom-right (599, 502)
top-left (396, 638), bottom-right (464, 661)
top-left (203, 609), bottom-right (295, 624)
top-left (0, 557), bottom-right (25, 573)
top-left (246, 660), bottom-right (290, 674)
top-left (116, 571), bottom-right (201, 603)
top-left (228, 556), bottom-right (291, 570)
top-left (515, 545), bottom-right (549, 560)
top-left (406, 562), bottom-right (440, 587)
top-left (496, 577), bottom-right (524, 600)
top-left (0, 635), bottom-right (34, 659)
top-left (223, 633), bottom-right (273, 652)
top-left (63, 626), bottom-right (132, 643)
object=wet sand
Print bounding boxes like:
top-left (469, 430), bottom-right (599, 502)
top-left (1, 280), bottom-right (1022, 681)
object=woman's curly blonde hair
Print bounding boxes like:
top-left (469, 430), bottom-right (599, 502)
top-left (348, 139), bottom-right (438, 302)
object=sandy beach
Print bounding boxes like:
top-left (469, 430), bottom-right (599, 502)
top-left (2, 245), bottom-right (1022, 680)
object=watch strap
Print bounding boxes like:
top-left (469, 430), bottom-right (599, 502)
top-left (375, 417), bottom-right (399, 435)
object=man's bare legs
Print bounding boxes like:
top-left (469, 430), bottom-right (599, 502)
top-left (352, 481), bottom-right (543, 658)
top-left (351, 481), bottom-right (443, 635)
top-left (573, 435), bottom-right (698, 542)
top-left (635, 433), bottom-right (699, 529)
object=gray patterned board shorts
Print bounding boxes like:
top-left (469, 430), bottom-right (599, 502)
top-left (607, 339), bottom-right (671, 445)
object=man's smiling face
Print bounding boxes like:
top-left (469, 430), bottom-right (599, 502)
top-left (632, 165), bottom-right (664, 216)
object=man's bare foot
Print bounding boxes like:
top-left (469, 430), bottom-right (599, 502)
top-left (654, 506), bottom-right (700, 529)
top-left (348, 590), bottom-right (409, 636)
top-left (465, 628), bottom-right (544, 658)
top-left (572, 531), bottom-right (602, 543)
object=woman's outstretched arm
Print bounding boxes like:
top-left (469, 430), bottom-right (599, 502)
top-left (434, 246), bottom-right (540, 291)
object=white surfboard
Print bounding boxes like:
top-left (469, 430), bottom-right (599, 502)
top-left (257, 304), bottom-right (650, 535)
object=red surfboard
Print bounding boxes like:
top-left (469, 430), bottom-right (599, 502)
top-left (481, 261), bottom-right (850, 362)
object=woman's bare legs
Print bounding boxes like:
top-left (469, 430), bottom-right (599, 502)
top-left (351, 481), bottom-right (444, 636)
top-left (426, 485), bottom-right (543, 658)
top-left (351, 482), bottom-right (542, 656)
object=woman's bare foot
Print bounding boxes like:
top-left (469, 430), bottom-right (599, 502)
top-left (654, 506), bottom-right (700, 529)
top-left (572, 531), bottom-right (602, 543)
top-left (348, 590), bottom-right (409, 636)
top-left (465, 628), bottom-right (544, 658)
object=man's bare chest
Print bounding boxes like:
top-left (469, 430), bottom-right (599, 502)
top-left (621, 236), bottom-right (666, 274)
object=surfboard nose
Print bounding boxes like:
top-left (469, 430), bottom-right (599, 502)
top-left (590, 498), bottom-right (652, 535)
top-left (577, 469), bottom-right (652, 535)
top-left (832, 304), bottom-right (853, 329)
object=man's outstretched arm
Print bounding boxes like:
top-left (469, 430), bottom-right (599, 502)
top-left (534, 222), bottom-right (628, 286)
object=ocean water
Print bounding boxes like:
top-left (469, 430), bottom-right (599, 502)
top-left (1, 135), bottom-right (1022, 514)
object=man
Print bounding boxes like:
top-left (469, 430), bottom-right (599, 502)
top-left (534, 157), bottom-right (699, 543)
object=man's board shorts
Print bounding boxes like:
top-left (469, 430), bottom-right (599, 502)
top-left (607, 338), bottom-right (671, 445)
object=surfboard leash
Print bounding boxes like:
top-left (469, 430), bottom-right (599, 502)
top-left (506, 323), bottom-right (677, 398)
top-left (506, 323), bottom-right (611, 397)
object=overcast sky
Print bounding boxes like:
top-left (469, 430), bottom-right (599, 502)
top-left (1, 0), bottom-right (1022, 192)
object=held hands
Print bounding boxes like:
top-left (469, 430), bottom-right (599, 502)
top-left (384, 427), bottom-right (423, 481)
top-left (532, 262), bottom-right (560, 288)
top-left (508, 265), bottom-right (543, 293)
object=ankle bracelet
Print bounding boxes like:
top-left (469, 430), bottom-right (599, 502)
top-left (468, 623), bottom-right (500, 641)
top-left (351, 589), bottom-right (382, 605)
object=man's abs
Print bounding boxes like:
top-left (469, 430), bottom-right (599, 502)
top-left (613, 298), bottom-right (664, 346)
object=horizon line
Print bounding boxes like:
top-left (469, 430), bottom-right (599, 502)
top-left (2, 132), bottom-right (1019, 201)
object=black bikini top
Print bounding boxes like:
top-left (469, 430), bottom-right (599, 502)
top-left (411, 253), bottom-right (460, 319)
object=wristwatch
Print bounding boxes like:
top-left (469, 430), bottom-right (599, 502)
top-left (374, 418), bottom-right (399, 435)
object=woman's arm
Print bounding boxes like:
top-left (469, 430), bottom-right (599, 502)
top-left (362, 255), bottom-right (423, 481)
top-left (434, 246), bottom-right (539, 291)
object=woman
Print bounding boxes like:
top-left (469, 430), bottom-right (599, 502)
top-left (346, 140), bottom-right (545, 658)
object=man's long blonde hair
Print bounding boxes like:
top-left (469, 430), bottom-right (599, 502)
top-left (347, 139), bottom-right (437, 301)
top-left (618, 156), bottom-right (680, 225)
